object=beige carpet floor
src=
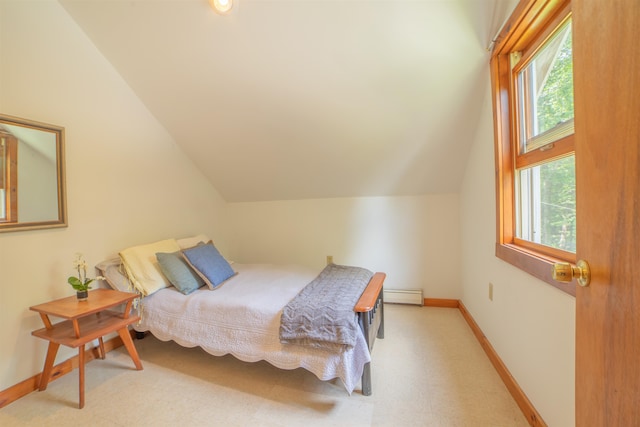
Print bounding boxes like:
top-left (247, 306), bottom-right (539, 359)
top-left (0, 305), bottom-right (528, 426)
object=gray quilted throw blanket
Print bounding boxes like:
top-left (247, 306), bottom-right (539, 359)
top-left (280, 264), bottom-right (374, 350)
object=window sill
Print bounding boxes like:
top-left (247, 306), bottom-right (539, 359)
top-left (495, 243), bottom-right (576, 297)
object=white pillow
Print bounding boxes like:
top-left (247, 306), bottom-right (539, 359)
top-left (176, 234), bottom-right (211, 249)
top-left (119, 238), bottom-right (181, 296)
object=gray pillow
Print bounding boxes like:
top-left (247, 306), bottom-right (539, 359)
top-left (95, 258), bottom-right (133, 292)
top-left (156, 251), bottom-right (205, 295)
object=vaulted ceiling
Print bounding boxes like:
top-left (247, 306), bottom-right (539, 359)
top-left (60, 0), bottom-right (515, 202)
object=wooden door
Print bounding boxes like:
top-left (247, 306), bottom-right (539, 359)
top-left (573, 0), bottom-right (640, 425)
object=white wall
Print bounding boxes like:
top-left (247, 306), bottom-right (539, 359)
top-left (0, 0), bottom-right (229, 391)
top-left (459, 71), bottom-right (576, 427)
top-left (227, 194), bottom-right (461, 299)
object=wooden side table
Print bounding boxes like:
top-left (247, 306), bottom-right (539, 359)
top-left (30, 289), bottom-right (143, 408)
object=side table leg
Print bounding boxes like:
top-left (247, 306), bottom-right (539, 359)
top-left (39, 342), bottom-right (60, 391)
top-left (117, 328), bottom-right (143, 370)
top-left (98, 337), bottom-right (106, 360)
top-left (78, 344), bottom-right (85, 409)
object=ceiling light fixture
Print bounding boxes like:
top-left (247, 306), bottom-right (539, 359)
top-left (209, 0), bottom-right (233, 15)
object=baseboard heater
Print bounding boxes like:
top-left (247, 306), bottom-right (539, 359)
top-left (383, 289), bottom-right (423, 306)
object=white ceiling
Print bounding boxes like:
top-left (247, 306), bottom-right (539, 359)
top-left (60, 0), bottom-right (513, 202)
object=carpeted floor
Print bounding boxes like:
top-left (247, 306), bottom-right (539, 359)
top-left (0, 305), bottom-right (528, 426)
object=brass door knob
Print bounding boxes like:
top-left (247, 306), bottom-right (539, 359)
top-left (552, 260), bottom-right (591, 287)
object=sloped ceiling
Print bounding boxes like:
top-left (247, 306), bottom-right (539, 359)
top-left (60, 0), bottom-right (513, 202)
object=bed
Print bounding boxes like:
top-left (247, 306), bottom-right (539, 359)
top-left (97, 236), bottom-right (386, 395)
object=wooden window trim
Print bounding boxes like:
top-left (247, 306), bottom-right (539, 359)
top-left (515, 133), bottom-right (573, 169)
top-left (491, 0), bottom-right (576, 296)
top-left (0, 132), bottom-right (18, 223)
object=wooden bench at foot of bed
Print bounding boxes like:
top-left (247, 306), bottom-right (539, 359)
top-left (355, 272), bottom-right (386, 396)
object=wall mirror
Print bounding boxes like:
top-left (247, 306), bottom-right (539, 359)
top-left (0, 114), bottom-right (67, 232)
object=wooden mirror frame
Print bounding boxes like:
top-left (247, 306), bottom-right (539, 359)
top-left (0, 114), bottom-right (67, 232)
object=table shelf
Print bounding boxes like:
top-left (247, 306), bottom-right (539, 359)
top-left (32, 310), bottom-right (140, 348)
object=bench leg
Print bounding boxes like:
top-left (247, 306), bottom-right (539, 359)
top-left (377, 295), bottom-right (385, 339)
top-left (361, 362), bottom-right (372, 396)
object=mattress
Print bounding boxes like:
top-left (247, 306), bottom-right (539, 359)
top-left (134, 263), bottom-right (371, 393)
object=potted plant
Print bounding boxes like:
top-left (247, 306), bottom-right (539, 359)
top-left (68, 253), bottom-right (104, 301)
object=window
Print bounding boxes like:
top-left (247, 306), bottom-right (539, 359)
top-left (0, 137), bottom-right (5, 219)
top-left (515, 17), bottom-right (575, 254)
top-left (491, 0), bottom-right (575, 294)
top-left (0, 131), bottom-right (18, 223)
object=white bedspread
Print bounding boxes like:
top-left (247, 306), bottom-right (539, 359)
top-left (134, 263), bottom-right (371, 393)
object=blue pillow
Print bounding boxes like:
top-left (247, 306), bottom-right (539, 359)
top-left (181, 242), bottom-right (236, 289)
top-left (156, 251), bottom-right (205, 295)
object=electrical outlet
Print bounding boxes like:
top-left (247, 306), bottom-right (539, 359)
top-left (489, 282), bottom-right (494, 301)
top-left (326, 255), bottom-right (334, 265)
